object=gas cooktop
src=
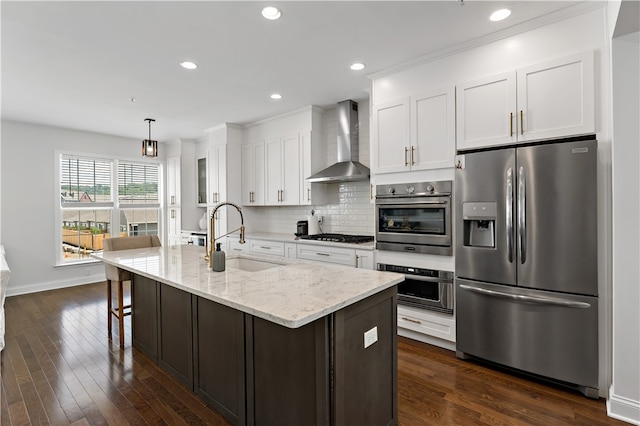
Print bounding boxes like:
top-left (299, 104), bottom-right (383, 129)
top-left (298, 233), bottom-right (374, 244)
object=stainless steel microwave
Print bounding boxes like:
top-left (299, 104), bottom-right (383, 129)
top-left (375, 181), bottom-right (452, 255)
top-left (378, 263), bottom-right (454, 314)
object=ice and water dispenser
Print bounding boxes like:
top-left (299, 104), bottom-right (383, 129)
top-left (462, 202), bottom-right (496, 248)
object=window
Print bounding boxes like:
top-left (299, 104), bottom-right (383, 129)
top-left (58, 153), bottom-right (161, 264)
top-left (118, 162), bottom-right (160, 236)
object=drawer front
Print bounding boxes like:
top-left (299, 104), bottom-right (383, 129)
top-left (249, 239), bottom-right (285, 257)
top-left (296, 244), bottom-right (355, 266)
top-left (228, 239), bottom-right (247, 253)
top-left (397, 305), bottom-right (455, 342)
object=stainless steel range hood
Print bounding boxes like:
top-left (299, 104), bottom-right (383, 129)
top-left (307, 100), bottom-right (370, 183)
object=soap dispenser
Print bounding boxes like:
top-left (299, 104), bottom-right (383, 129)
top-left (212, 243), bottom-right (226, 272)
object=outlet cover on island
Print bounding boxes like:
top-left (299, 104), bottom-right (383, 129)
top-left (364, 326), bottom-right (378, 349)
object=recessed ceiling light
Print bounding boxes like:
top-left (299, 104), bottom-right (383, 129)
top-left (350, 62), bottom-right (366, 71)
top-left (262, 6), bottom-right (281, 20)
top-left (490, 8), bottom-right (511, 22)
top-left (270, 93), bottom-right (282, 100)
top-left (180, 61), bottom-right (198, 70)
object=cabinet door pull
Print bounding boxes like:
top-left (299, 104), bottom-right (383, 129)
top-left (260, 246), bottom-right (271, 250)
top-left (307, 188), bottom-right (311, 202)
top-left (402, 317), bottom-right (422, 324)
top-left (509, 112), bottom-right (513, 137)
top-left (370, 184), bottom-right (373, 200)
top-left (355, 254), bottom-right (359, 268)
top-left (316, 252), bottom-right (330, 256)
top-left (411, 146), bottom-right (415, 165)
top-left (170, 210), bottom-right (176, 219)
top-left (404, 147), bottom-right (408, 166)
top-left (520, 110), bottom-right (524, 135)
top-left (170, 195), bottom-right (176, 205)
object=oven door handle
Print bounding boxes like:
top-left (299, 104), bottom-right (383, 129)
top-left (375, 195), bottom-right (450, 200)
top-left (399, 275), bottom-right (452, 284)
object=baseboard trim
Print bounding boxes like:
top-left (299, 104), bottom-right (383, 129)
top-left (398, 327), bottom-right (456, 351)
top-left (607, 387), bottom-right (640, 425)
top-left (5, 274), bottom-right (105, 297)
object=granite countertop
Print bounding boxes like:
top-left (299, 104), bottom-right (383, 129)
top-left (94, 245), bottom-right (401, 329)
top-left (234, 231), bottom-right (376, 251)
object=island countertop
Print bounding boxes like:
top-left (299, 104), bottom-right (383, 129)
top-left (94, 244), bottom-right (403, 329)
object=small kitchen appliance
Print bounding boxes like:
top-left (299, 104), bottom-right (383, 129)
top-left (378, 263), bottom-right (453, 314)
top-left (296, 220), bottom-right (308, 237)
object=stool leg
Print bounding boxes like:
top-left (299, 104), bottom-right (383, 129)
top-left (107, 279), bottom-right (112, 340)
top-left (118, 280), bottom-right (125, 348)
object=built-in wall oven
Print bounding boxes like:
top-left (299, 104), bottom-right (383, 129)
top-left (377, 263), bottom-right (453, 314)
top-left (375, 181), bottom-right (452, 255)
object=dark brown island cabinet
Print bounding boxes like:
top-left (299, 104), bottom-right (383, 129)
top-left (131, 274), bottom-right (398, 426)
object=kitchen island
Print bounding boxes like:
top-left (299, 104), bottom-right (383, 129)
top-left (95, 244), bottom-right (402, 426)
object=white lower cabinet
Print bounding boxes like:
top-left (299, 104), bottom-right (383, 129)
top-left (227, 239), bottom-right (247, 253)
top-left (296, 245), bottom-right (356, 267)
top-left (355, 249), bottom-right (375, 270)
top-left (248, 239), bottom-right (285, 257)
top-left (397, 305), bottom-right (456, 345)
top-left (284, 243), bottom-right (297, 259)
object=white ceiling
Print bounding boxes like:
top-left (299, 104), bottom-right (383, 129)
top-left (2, 1), bottom-right (592, 142)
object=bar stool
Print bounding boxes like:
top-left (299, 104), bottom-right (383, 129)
top-left (102, 235), bottom-right (161, 347)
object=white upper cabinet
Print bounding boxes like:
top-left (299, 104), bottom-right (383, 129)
top-left (300, 131), bottom-right (327, 206)
top-left (372, 87), bottom-right (455, 174)
top-left (265, 134), bottom-right (301, 205)
top-left (196, 157), bottom-right (207, 206)
top-left (456, 72), bottom-right (517, 150)
top-left (457, 51), bottom-right (594, 150)
top-left (411, 87), bottom-right (456, 170)
top-left (371, 97), bottom-right (410, 174)
top-left (241, 142), bottom-right (265, 205)
top-left (208, 143), bottom-right (225, 205)
top-left (517, 51), bottom-right (595, 142)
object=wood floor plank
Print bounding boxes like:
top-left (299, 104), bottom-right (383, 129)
top-left (1, 283), bottom-right (626, 426)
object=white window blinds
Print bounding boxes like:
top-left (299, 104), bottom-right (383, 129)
top-left (118, 162), bottom-right (160, 206)
top-left (60, 154), bottom-right (113, 207)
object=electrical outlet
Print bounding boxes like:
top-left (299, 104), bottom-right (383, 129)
top-left (364, 326), bottom-right (378, 349)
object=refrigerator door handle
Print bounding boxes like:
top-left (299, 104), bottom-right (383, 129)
top-left (506, 167), bottom-right (514, 263)
top-left (518, 166), bottom-right (526, 264)
top-left (459, 284), bottom-right (591, 309)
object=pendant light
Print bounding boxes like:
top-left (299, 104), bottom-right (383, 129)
top-left (142, 118), bottom-right (158, 157)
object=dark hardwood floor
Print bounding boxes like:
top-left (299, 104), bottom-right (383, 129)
top-left (1, 282), bottom-right (622, 425)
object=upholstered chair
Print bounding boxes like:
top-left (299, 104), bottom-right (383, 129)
top-left (102, 235), bottom-right (161, 347)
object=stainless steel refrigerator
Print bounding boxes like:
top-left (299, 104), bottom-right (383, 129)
top-left (455, 136), bottom-right (598, 398)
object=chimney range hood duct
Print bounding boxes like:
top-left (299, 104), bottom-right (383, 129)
top-left (307, 100), bottom-right (370, 183)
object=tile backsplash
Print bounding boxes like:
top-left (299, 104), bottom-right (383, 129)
top-left (244, 180), bottom-right (375, 235)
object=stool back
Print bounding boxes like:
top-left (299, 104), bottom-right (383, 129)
top-left (103, 235), bottom-right (161, 281)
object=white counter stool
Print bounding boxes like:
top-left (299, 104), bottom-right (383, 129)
top-left (103, 235), bottom-right (161, 347)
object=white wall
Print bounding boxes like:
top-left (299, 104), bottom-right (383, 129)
top-left (609, 29), bottom-right (640, 425)
top-left (0, 120), bottom-right (164, 296)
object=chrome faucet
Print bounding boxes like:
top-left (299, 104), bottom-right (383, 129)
top-left (205, 201), bottom-right (246, 268)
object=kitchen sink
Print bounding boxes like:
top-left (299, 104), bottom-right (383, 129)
top-left (226, 257), bottom-right (284, 272)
